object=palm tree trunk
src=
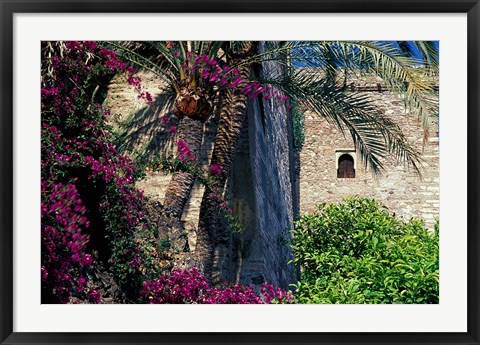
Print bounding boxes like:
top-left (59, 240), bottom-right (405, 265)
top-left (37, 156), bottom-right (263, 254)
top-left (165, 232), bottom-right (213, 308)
top-left (195, 63), bottom-right (251, 283)
top-left (163, 116), bottom-right (204, 219)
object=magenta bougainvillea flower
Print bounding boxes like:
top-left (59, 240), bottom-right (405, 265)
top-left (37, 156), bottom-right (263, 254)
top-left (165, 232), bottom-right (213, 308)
top-left (140, 268), bottom-right (295, 304)
top-left (209, 163), bottom-right (222, 176)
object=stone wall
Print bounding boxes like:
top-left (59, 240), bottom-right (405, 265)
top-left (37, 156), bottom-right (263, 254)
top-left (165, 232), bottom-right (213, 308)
top-left (299, 74), bottom-right (439, 228)
top-left (231, 45), bottom-right (298, 287)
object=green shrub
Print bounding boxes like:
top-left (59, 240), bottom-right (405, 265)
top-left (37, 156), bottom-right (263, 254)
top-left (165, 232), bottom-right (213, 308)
top-left (291, 197), bottom-right (439, 304)
top-left (291, 101), bottom-right (305, 150)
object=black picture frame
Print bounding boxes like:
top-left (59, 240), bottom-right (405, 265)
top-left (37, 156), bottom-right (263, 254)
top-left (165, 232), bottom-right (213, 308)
top-left (1, 1), bottom-right (479, 344)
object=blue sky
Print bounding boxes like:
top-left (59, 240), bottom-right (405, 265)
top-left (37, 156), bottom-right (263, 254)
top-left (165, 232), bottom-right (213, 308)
top-left (292, 41), bottom-right (439, 68)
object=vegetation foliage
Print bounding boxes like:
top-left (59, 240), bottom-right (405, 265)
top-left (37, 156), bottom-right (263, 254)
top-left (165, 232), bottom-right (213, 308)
top-left (291, 100), bottom-right (306, 150)
top-left (291, 197), bottom-right (439, 304)
top-left (41, 41), bottom-right (159, 302)
top-left (140, 268), bottom-right (295, 304)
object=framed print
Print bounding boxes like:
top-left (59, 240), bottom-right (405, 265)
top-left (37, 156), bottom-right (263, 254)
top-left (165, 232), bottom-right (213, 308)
top-left (1, 1), bottom-right (479, 344)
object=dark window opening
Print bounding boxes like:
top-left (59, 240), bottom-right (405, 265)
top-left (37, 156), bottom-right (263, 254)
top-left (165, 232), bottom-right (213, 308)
top-left (337, 154), bottom-right (355, 178)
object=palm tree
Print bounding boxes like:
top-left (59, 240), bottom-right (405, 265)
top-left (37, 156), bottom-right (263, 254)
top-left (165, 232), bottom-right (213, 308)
top-left (107, 41), bottom-right (438, 282)
top-left (105, 41), bottom-right (234, 220)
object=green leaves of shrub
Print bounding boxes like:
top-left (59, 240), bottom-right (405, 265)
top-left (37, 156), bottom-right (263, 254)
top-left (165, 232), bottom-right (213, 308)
top-left (291, 197), bottom-right (439, 304)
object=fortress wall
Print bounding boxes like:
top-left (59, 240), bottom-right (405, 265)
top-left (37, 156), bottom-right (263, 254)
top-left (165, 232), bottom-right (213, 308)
top-left (299, 85), bottom-right (439, 228)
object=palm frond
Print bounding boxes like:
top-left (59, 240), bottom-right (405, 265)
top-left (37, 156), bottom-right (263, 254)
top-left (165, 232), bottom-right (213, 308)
top-left (398, 41), bottom-right (439, 68)
top-left (317, 41), bottom-right (438, 135)
top-left (100, 41), bottom-right (176, 85)
top-left (144, 41), bottom-right (179, 72)
top-left (235, 40), bottom-right (438, 140)
top-left (207, 41), bottom-right (227, 59)
top-left (260, 70), bottom-right (424, 175)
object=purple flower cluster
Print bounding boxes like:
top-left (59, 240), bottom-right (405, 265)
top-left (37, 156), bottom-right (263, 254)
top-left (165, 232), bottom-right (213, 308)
top-left (41, 182), bottom-right (91, 303)
top-left (140, 268), bottom-right (209, 304)
top-left (41, 87), bottom-right (59, 96)
top-left (209, 163), bottom-right (222, 176)
top-left (140, 268), bottom-right (295, 304)
top-left (191, 54), bottom-right (290, 104)
top-left (176, 139), bottom-right (195, 161)
top-left (164, 41), bottom-right (290, 105)
top-left (88, 289), bottom-right (101, 303)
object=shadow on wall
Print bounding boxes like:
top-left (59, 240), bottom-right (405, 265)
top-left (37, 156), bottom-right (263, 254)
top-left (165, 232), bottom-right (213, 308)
top-left (109, 88), bottom-right (178, 165)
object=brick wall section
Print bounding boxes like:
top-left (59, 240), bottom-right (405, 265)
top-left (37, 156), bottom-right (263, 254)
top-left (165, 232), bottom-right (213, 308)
top-left (299, 81), bottom-right (439, 228)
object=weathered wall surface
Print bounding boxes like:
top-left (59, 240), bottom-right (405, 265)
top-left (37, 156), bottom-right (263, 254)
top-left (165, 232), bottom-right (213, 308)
top-left (229, 42), bottom-right (298, 288)
top-left (299, 75), bottom-right (439, 228)
top-left (232, 97), bottom-right (297, 288)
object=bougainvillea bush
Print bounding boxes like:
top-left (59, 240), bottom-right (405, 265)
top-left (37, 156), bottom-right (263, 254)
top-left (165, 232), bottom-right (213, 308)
top-left (140, 268), bottom-right (295, 304)
top-left (291, 197), bottom-right (439, 304)
top-left (41, 41), bottom-right (159, 303)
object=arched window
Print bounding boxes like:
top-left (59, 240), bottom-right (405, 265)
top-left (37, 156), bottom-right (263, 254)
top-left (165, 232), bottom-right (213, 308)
top-left (337, 154), bottom-right (355, 178)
